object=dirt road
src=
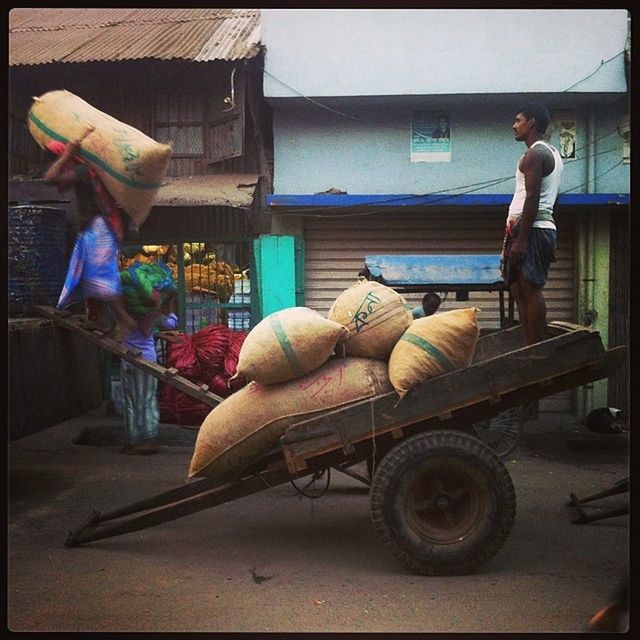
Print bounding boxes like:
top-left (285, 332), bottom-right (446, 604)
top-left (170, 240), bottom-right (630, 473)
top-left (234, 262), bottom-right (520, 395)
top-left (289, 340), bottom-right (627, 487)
top-left (7, 410), bottom-right (629, 632)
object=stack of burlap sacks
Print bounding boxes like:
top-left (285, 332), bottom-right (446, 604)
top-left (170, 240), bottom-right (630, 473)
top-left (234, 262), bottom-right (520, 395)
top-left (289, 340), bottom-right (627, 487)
top-left (189, 279), bottom-right (480, 483)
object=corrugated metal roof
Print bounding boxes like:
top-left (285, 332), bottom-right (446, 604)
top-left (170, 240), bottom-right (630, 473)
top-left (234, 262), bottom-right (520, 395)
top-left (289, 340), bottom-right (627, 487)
top-left (154, 174), bottom-right (258, 208)
top-left (9, 8), bottom-right (261, 66)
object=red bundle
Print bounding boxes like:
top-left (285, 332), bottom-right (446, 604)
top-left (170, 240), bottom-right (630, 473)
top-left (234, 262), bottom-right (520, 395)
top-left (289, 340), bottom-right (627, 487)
top-left (209, 372), bottom-right (233, 399)
top-left (224, 330), bottom-right (248, 378)
top-left (157, 326), bottom-right (249, 427)
top-left (166, 334), bottom-right (201, 382)
top-left (173, 391), bottom-right (212, 427)
top-left (192, 323), bottom-right (231, 378)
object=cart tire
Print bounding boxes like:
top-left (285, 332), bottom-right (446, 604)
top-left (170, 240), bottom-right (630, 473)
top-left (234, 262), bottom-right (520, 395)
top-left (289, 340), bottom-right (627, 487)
top-left (370, 430), bottom-right (516, 576)
top-left (473, 408), bottom-right (523, 458)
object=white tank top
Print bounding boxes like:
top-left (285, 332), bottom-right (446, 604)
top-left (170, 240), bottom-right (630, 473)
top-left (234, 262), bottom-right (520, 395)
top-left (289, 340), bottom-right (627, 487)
top-left (508, 140), bottom-right (563, 230)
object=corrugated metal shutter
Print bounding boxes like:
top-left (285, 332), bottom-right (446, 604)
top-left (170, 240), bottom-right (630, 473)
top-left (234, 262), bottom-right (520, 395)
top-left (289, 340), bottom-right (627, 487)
top-left (304, 208), bottom-right (576, 413)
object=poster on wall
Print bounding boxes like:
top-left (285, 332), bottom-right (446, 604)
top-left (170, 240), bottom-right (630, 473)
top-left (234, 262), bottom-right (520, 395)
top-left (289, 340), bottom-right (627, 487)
top-left (620, 114), bottom-right (630, 164)
top-left (411, 111), bottom-right (451, 162)
top-left (549, 112), bottom-right (577, 159)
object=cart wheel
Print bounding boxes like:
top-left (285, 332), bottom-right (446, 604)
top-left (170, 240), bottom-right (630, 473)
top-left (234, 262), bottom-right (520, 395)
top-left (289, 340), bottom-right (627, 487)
top-left (370, 430), bottom-right (516, 576)
top-left (473, 408), bottom-right (523, 457)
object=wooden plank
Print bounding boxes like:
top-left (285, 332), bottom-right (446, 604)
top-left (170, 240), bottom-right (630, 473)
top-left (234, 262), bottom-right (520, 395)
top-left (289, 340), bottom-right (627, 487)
top-left (280, 327), bottom-right (611, 467)
top-left (472, 325), bottom-right (526, 363)
top-left (66, 466), bottom-right (295, 547)
top-left (279, 350), bottom-right (623, 475)
top-left (33, 306), bottom-right (224, 407)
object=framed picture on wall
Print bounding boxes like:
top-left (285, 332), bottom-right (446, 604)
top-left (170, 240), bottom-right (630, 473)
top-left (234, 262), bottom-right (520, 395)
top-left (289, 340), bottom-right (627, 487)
top-left (549, 111), bottom-right (577, 159)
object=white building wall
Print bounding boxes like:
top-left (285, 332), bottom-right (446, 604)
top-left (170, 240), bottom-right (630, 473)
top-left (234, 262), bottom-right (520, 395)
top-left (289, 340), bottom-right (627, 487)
top-left (262, 9), bottom-right (628, 97)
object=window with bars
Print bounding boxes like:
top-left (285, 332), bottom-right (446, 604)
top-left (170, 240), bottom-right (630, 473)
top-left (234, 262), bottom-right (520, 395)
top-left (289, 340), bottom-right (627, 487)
top-left (154, 70), bottom-right (246, 164)
top-left (118, 240), bottom-right (253, 335)
top-left (155, 94), bottom-right (205, 157)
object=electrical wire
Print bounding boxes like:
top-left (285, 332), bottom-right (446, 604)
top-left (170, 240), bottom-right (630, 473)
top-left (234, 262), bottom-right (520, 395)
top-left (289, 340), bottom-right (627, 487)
top-left (272, 137), bottom-right (622, 218)
top-left (274, 147), bottom-right (623, 219)
top-left (262, 67), bottom-right (360, 122)
top-left (562, 51), bottom-right (627, 93)
top-left (290, 468), bottom-right (331, 498)
top-left (262, 60), bottom-right (628, 218)
top-left (560, 159), bottom-right (625, 194)
top-left (262, 50), bottom-right (628, 136)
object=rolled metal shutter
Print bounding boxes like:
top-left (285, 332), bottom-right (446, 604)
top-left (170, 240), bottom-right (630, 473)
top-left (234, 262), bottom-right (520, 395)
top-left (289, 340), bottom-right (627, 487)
top-left (304, 208), bottom-right (576, 413)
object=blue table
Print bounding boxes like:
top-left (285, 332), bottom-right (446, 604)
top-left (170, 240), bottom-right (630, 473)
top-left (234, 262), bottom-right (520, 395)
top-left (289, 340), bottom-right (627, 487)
top-left (363, 254), bottom-right (514, 328)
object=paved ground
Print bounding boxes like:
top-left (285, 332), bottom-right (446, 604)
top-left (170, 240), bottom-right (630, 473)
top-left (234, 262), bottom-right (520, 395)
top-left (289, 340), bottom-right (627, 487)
top-left (7, 408), bottom-right (629, 633)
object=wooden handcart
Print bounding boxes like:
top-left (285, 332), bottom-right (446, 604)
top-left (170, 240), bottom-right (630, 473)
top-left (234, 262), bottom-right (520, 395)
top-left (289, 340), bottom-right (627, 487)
top-left (54, 318), bottom-right (623, 576)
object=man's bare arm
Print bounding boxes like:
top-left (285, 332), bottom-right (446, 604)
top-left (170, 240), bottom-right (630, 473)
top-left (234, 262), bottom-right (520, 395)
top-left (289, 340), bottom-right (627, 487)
top-left (509, 147), bottom-right (545, 265)
top-left (43, 127), bottom-right (95, 188)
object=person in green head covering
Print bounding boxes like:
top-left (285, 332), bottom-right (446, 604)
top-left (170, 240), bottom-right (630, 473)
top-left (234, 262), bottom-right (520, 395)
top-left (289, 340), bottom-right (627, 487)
top-left (118, 261), bottom-right (178, 455)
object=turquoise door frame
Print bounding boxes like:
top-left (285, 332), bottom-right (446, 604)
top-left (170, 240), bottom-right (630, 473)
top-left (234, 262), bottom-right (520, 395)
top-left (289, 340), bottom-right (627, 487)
top-left (253, 234), bottom-right (305, 320)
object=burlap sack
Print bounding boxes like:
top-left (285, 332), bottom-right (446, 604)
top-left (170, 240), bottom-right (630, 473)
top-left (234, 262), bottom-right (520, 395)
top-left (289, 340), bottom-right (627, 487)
top-left (234, 307), bottom-right (349, 384)
top-left (28, 90), bottom-right (172, 227)
top-left (388, 308), bottom-right (480, 400)
top-left (328, 280), bottom-right (413, 360)
top-left (189, 356), bottom-right (392, 480)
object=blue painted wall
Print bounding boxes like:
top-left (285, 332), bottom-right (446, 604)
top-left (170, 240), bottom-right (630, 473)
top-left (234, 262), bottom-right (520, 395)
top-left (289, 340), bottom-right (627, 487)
top-left (262, 9), bottom-right (629, 198)
top-left (269, 99), bottom-right (629, 196)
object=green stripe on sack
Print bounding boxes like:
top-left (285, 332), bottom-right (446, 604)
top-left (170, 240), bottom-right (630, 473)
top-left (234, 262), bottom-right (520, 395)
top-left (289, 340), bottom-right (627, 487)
top-left (401, 333), bottom-right (457, 372)
top-left (29, 111), bottom-right (161, 191)
top-left (270, 315), bottom-right (305, 378)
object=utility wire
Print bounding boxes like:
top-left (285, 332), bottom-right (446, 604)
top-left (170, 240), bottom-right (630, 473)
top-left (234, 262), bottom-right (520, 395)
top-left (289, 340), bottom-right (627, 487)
top-left (262, 67), bottom-right (360, 121)
top-left (261, 59), bottom-right (627, 216)
top-left (262, 50), bottom-right (627, 133)
top-left (562, 51), bottom-right (627, 92)
top-left (274, 144), bottom-right (622, 218)
top-left (560, 159), bottom-right (625, 194)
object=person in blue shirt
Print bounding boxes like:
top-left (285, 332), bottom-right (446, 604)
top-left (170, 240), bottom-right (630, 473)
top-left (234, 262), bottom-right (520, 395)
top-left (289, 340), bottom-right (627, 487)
top-left (44, 132), bottom-right (138, 336)
top-left (119, 264), bottom-right (178, 455)
top-left (411, 292), bottom-right (442, 319)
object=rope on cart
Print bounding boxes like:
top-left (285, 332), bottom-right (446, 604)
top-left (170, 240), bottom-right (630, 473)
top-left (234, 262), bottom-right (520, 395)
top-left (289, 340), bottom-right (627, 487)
top-left (290, 468), bottom-right (331, 499)
top-left (257, 468), bottom-right (332, 499)
top-left (369, 398), bottom-right (377, 478)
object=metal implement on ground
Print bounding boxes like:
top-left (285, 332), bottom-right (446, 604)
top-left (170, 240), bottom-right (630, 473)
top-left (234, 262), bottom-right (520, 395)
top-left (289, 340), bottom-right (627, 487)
top-left (60, 320), bottom-right (624, 576)
top-left (567, 477), bottom-right (629, 524)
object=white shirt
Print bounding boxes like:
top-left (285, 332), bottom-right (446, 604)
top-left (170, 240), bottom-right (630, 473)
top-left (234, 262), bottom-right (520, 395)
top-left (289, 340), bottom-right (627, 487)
top-left (508, 140), bottom-right (563, 230)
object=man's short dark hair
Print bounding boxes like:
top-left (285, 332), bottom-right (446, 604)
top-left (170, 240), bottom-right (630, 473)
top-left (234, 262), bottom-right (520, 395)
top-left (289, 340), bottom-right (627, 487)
top-left (517, 103), bottom-right (551, 133)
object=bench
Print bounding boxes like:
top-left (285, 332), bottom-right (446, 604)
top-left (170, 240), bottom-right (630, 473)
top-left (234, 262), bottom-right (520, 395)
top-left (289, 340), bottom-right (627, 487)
top-left (362, 254), bottom-right (514, 328)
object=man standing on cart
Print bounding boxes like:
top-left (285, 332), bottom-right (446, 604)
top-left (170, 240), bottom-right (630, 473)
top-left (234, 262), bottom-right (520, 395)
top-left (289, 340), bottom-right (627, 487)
top-left (501, 103), bottom-right (563, 345)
